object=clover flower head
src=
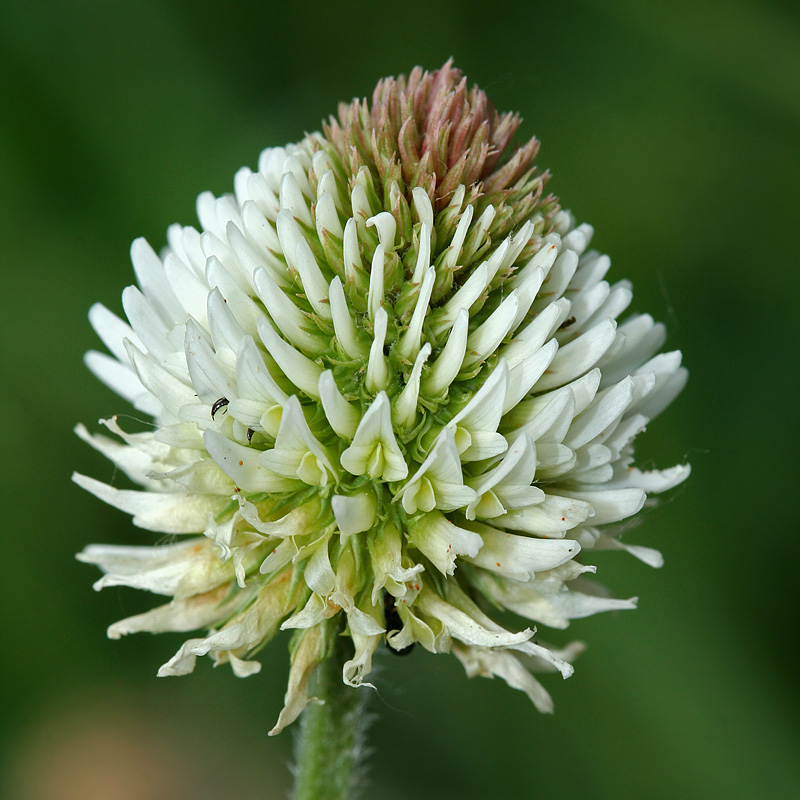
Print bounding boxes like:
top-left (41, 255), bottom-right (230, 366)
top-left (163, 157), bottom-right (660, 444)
top-left (75, 61), bottom-right (689, 733)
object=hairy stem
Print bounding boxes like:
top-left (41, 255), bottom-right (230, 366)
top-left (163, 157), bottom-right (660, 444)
top-left (292, 632), bottom-right (371, 800)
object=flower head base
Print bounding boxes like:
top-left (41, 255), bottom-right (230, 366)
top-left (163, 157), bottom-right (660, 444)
top-left (76, 62), bottom-right (688, 734)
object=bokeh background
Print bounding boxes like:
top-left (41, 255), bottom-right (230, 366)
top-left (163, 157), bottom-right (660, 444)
top-left (1, 1), bottom-right (798, 798)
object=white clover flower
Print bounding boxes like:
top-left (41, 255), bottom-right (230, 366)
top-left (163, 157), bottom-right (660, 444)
top-left (75, 62), bottom-right (689, 734)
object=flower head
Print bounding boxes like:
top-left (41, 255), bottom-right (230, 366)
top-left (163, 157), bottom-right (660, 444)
top-left (76, 61), bottom-right (688, 733)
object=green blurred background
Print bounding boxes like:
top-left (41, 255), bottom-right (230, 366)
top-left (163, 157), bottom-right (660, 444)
top-left (1, 1), bottom-right (798, 798)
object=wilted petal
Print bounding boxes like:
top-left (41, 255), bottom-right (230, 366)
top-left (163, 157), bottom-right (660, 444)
top-left (269, 624), bottom-right (329, 735)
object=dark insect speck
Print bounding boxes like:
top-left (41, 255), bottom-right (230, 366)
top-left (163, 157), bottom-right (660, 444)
top-left (559, 316), bottom-right (577, 330)
top-left (211, 397), bottom-right (229, 419)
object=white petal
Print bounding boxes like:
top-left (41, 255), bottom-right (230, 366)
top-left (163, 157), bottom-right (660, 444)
top-left (609, 463), bottom-right (691, 493)
top-left (508, 266), bottom-right (545, 334)
top-left (367, 211), bottom-right (396, 252)
top-left (258, 396), bottom-right (337, 485)
top-left (350, 180), bottom-right (374, 239)
top-left (73, 473), bottom-right (221, 533)
top-left (329, 276), bottom-right (368, 359)
top-left (411, 221), bottom-right (431, 284)
top-left (304, 537), bottom-right (336, 596)
top-left (439, 204), bottom-right (473, 274)
top-left (503, 219), bottom-right (536, 270)
top-left (233, 167), bottom-right (280, 221)
top-left (407, 511), bottom-right (482, 576)
top-left (603, 413), bottom-right (648, 459)
top-left (160, 573), bottom-right (294, 677)
top-left (205, 257), bottom-right (263, 337)
top-left (507, 385), bottom-right (573, 443)
top-left (463, 522), bottom-right (581, 581)
top-left (417, 591), bottom-right (533, 648)
top-left (253, 267), bottom-right (325, 354)
top-left (510, 241), bottom-right (558, 293)
top-left (315, 178), bottom-right (343, 239)
top-left (582, 281), bottom-right (632, 330)
top-left (448, 361), bottom-right (508, 461)
top-left (294, 237), bottom-right (332, 320)
top-left (237, 498), bottom-right (319, 539)
top-left (367, 521), bottom-right (424, 604)
top-left (235, 335), bottom-right (288, 406)
top-left (636, 365), bottom-right (688, 421)
top-left (197, 191), bottom-right (241, 240)
top-left (342, 218), bottom-right (367, 291)
top-left (184, 320), bottom-right (235, 405)
top-left (207, 287), bottom-right (246, 355)
top-left (469, 205), bottom-right (496, 254)
top-left (599, 313), bottom-right (666, 386)
top-left (531, 250), bottom-right (578, 311)
top-left (78, 538), bottom-right (230, 597)
top-left (345, 605), bottom-right (386, 637)
top-left (259, 539), bottom-right (296, 576)
top-left (164, 252), bottom-right (209, 329)
top-left (168, 224), bottom-right (205, 279)
top-left (545, 590), bottom-right (638, 620)
top-left (535, 319), bottom-right (617, 391)
top-left (562, 223), bottom-right (594, 257)
top-left (398, 427), bottom-right (475, 513)
top-left (365, 307), bottom-right (389, 393)
top-left (280, 171), bottom-right (312, 226)
top-left (558, 487), bottom-right (646, 525)
top-left (393, 343), bottom-right (431, 429)
top-left (88, 302), bottom-right (141, 365)
top-left (343, 629), bottom-right (381, 688)
top-left (453, 644), bottom-right (554, 713)
top-left (497, 493), bottom-right (594, 536)
top-left (411, 186), bottom-right (434, 229)
top-left (368, 243), bottom-right (385, 322)
top-left (465, 435), bottom-right (539, 519)
top-left (340, 392), bottom-right (408, 482)
top-left (123, 339), bottom-right (195, 418)
top-left (318, 370), bottom-right (361, 439)
top-left (578, 528), bottom-right (664, 568)
top-left (559, 280), bottom-right (610, 340)
top-left (332, 491), bottom-right (378, 536)
top-left (269, 624), bottom-right (327, 736)
top-left (565, 376), bottom-right (635, 450)
top-left (462, 291), bottom-right (520, 371)
top-left (389, 601), bottom-right (451, 653)
top-left (130, 237), bottom-right (184, 325)
top-left (107, 585), bottom-right (247, 639)
top-left (240, 202), bottom-right (290, 286)
top-left (257, 317), bottom-right (322, 399)
top-left (203, 230), bottom-right (251, 294)
top-left (281, 593), bottom-right (327, 630)
top-left (423, 307), bottom-right (469, 397)
top-left (204, 430), bottom-right (299, 493)
top-left (573, 250), bottom-right (611, 293)
top-left (74, 424), bottom-right (161, 489)
top-left (503, 339), bottom-right (558, 413)
top-left (395, 267), bottom-right (435, 361)
top-left (84, 351), bottom-right (160, 417)
top-left (283, 154), bottom-right (313, 199)
top-left (500, 298), bottom-right (571, 370)
top-left (434, 243), bottom-right (507, 336)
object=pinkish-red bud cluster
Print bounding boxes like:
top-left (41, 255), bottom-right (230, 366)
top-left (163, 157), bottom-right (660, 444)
top-left (324, 60), bottom-right (557, 220)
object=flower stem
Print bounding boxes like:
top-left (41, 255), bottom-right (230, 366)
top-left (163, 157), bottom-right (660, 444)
top-left (292, 631), bottom-right (371, 800)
